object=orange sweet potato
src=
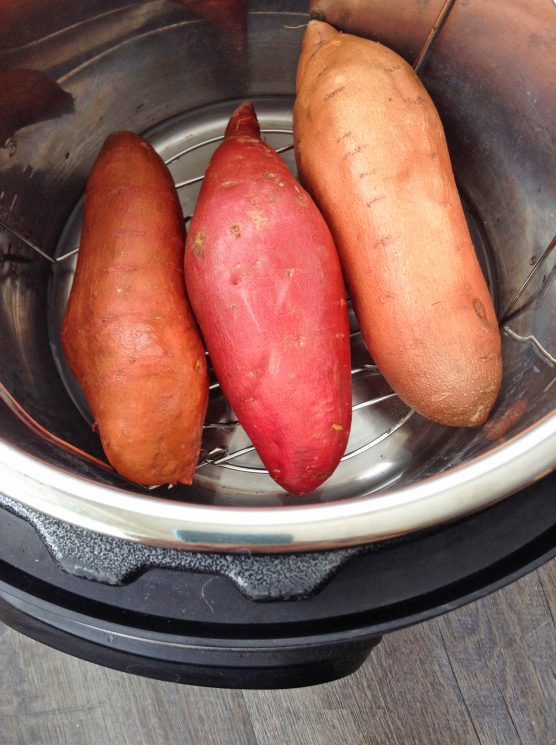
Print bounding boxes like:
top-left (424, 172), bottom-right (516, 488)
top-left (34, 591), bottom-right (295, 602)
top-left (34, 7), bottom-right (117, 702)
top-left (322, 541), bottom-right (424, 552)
top-left (62, 132), bottom-right (208, 485)
top-left (294, 21), bottom-right (502, 427)
top-left (185, 102), bottom-right (352, 494)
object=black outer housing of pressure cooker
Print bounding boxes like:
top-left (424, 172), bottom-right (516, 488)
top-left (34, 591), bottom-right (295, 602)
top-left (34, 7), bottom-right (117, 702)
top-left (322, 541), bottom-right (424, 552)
top-left (0, 472), bottom-right (554, 689)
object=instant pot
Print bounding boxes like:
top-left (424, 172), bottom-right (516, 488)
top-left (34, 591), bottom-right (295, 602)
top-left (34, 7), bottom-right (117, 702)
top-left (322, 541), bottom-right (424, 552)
top-left (0, 0), bottom-right (554, 688)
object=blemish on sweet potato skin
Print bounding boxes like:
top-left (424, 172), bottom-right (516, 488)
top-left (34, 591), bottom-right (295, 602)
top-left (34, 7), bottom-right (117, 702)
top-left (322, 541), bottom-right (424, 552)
top-left (343, 144), bottom-right (364, 159)
top-left (336, 131), bottom-right (351, 143)
top-left (324, 85), bottom-right (345, 100)
top-left (248, 209), bottom-right (269, 231)
top-left (191, 230), bottom-right (206, 257)
top-left (473, 297), bottom-right (492, 328)
top-left (376, 234), bottom-right (397, 248)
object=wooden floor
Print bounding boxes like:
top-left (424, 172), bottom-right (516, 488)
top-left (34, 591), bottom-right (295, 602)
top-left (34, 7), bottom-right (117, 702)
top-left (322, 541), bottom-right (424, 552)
top-left (1, 560), bottom-right (554, 745)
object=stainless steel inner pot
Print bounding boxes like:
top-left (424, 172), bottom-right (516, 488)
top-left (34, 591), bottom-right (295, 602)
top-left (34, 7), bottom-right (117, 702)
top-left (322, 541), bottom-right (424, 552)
top-left (0, 0), bottom-right (554, 551)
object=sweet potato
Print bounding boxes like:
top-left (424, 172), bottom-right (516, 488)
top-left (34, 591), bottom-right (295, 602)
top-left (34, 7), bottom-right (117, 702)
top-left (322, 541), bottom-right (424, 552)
top-left (185, 101), bottom-right (351, 494)
top-left (294, 21), bottom-right (502, 427)
top-left (62, 132), bottom-right (208, 485)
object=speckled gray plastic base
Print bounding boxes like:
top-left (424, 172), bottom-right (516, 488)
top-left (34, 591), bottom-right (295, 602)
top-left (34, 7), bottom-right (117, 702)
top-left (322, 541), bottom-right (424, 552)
top-left (0, 494), bottom-right (364, 600)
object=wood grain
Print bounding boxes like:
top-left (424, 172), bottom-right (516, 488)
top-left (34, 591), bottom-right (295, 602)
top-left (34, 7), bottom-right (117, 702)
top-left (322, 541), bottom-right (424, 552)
top-left (537, 559), bottom-right (556, 628)
top-left (0, 562), bottom-right (554, 745)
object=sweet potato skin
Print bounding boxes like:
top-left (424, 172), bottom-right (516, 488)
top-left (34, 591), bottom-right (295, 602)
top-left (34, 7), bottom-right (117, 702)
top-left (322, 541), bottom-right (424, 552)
top-left (61, 132), bottom-right (208, 485)
top-left (185, 102), bottom-right (351, 494)
top-left (294, 21), bottom-right (502, 427)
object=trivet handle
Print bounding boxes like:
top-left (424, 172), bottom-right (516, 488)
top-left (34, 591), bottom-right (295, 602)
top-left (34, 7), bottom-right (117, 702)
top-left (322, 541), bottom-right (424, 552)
top-left (0, 491), bottom-right (364, 599)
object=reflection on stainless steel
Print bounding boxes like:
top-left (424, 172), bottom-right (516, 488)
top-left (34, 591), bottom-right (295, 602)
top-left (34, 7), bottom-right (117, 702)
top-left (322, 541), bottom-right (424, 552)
top-left (0, 69), bottom-right (74, 143)
top-left (0, 1), bottom-right (554, 550)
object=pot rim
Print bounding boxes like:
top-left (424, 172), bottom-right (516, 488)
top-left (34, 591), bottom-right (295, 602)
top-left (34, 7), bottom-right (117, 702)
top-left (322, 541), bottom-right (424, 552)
top-left (0, 409), bottom-right (554, 552)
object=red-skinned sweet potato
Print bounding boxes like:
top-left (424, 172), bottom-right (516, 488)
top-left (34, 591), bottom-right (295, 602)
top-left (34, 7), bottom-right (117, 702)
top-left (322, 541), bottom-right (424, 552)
top-left (62, 131), bottom-right (208, 485)
top-left (185, 101), bottom-right (352, 494)
top-left (294, 21), bottom-right (502, 427)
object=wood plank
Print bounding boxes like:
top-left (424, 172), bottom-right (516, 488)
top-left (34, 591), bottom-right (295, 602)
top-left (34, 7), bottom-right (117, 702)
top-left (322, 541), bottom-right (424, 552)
top-left (434, 570), bottom-right (556, 745)
top-left (349, 618), bottom-right (482, 745)
top-left (0, 626), bottom-right (256, 745)
top-left (243, 686), bottom-right (369, 745)
top-left (207, 596), bottom-right (488, 745)
top-left (537, 558), bottom-right (556, 628)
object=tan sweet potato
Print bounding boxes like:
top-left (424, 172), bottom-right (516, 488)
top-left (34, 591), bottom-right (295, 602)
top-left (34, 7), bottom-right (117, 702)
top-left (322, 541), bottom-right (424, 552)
top-left (294, 21), bottom-right (502, 427)
top-left (62, 132), bottom-right (208, 485)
